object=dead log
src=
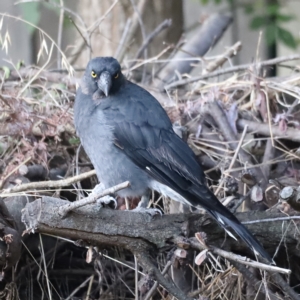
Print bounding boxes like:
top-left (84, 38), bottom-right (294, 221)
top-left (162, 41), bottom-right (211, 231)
top-left (21, 196), bottom-right (300, 259)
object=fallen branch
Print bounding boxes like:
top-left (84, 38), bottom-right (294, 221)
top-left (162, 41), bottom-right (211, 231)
top-left (1, 170), bottom-right (96, 195)
top-left (237, 119), bottom-right (300, 143)
top-left (21, 196), bottom-right (300, 260)
top-left (155, 13), bottom-right (233, 90)
top-left (21, 196), bottom-right (300, 298)
top-left (187, 237), bottom-right (289, 274)
top-left (165, 54), bottom-right (300, 89)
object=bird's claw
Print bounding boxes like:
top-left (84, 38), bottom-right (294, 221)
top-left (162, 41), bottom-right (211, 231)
top-left (131, 206), bottom-right (162, 216)
top-left (97, 195), bottom-right (117, 209)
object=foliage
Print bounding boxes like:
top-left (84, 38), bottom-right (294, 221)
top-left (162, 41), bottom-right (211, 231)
top-left (18, 2), bottom-right (40, 35)
top-left (200, 0), bottom-right (298, 49)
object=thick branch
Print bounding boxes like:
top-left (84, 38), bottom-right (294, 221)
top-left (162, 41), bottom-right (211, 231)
top-left (21, 196), bottom-right (300, 258)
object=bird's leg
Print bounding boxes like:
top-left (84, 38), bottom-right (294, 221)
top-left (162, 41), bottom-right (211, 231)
top-left (132, 189), bottom-right (162, 216)
top-left (90, 182), bottom-right (117, 209)
top-left (137, 189), bottom-right (151, 209)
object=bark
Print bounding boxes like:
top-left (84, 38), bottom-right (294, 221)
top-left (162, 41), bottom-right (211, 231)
top-left (155, 13), bottom-right (233, 90)
top-left (21, 196), bottom-right (300, 258)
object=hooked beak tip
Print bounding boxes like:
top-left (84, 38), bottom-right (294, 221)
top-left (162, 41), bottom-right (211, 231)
top-left (98, 71), bottom-right (112, 97)
top-left (103, 89), bottom-right (109, 97)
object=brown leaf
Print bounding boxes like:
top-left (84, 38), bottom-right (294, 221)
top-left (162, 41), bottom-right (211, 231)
top-left (195, 249), bottom-right (208, 266)
top-left (195, 232), bottom-right (207, 248)
top-left (279, 119), bottom-right (287, 133)
top-left (86, 246), bottom-right (93, 263)
top-left (251, 185), bottom-right (263, 202)
top-left (174, 248), bottom-right (187, 258)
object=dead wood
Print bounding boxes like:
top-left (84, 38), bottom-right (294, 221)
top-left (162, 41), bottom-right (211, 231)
top-left (237, 118), bottom-right (300, 142)
top-left (155, 13), bottom-right (233, 90)
top-left (21, 196), bottom-right (300, 259)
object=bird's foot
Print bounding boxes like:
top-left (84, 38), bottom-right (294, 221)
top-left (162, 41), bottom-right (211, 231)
top-left (96, 195), bottom-right (117, 209)
top-left (90, 183), bottom-right (117, 209)
top-left (131, 206), bottom-right (162, 216)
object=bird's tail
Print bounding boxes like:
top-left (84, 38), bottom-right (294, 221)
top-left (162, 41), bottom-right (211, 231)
top-left (180, 185), bottom-right (273, 263)
top-left (206, 209), bottom-right (273, 263)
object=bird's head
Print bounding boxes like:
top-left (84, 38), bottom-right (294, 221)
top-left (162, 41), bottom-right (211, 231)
top-left (80, 57), bottom-right (124, 100)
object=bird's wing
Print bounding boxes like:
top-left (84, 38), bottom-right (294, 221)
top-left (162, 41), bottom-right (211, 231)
top-left (114, 118), bottom-right (204, 187)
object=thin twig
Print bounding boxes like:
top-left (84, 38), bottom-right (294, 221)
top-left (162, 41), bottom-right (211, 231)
top-left (134, 255), bottom-right (138, 300)
top-left (129, 0), bottom-right (148, 82)
top-left (228, 261), bottom-right (278, 300)
top-left (243, 216), bottom-right (300, 224)
top-left (85, 274), bottom-right (94, 300)
top-left (114, 18), bottom-right (132, 61)
top-left (270, 272), bottom-right (300, 300)
top-left (58, 181), bottom-right (130, 216)
top-left (65, 275), bottom-right (94, 300)
top-left (187, 238), bottom-right (290, 274)
top-left (207, 101), bottom-right (265, 184)
top-left (143, 261), bottom-right (172, 300)
top-left (136, 252), bottom-right (193, 300)
top-left (261, 139), bottom-right (275, 190)
top-left (214, 125), bottom-right (248, 195)
top-left (39, 234), bottom-right (52, 300)
top-left (131, 19), bottom-right (172, 67)
top-left (231, 190), bottom-right (251, 213)
top-left (203, 41), bottom-right (242, 74)
top-left (117, 0), bottom-right (149, 62)
top-left (57, 0), bottom-right (64, 69)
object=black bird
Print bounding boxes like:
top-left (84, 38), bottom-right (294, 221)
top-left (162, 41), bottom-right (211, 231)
top-left (74, 57), bottom-right (271, 262)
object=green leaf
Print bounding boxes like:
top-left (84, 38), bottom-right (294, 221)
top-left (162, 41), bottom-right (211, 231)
top-left (267, 4), bottom-right (280, 16)
top-left (250, 16), bottom-right (267, 29)
top-left (200, 0), bottom-right (209, 4)
top-left (277, 26), bottom-right (298, 48)
top-left (16, 60), bottom-right (25, 70)
top-left (265, 24), bottom-right (277, 46)
top-left (214, 0), bottom-right (222, 4)
top-left (276, 14), bottom-right (295, 23)
top-left (19, 3), bottom-right (41, 35)
top-left (68, 137), bottom-right (80, 145)
top-left (244, 4), bottom-right (254, 14)
top-left (2, 66), bottom-right (10, 79)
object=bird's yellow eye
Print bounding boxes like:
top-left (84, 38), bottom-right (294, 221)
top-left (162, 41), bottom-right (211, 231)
top-left (114, 73), bottom-right (119, 79)
top-left (91, 71), bottom-right (97, 78)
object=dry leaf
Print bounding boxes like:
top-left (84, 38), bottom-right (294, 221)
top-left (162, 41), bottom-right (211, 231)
top-left (86, 246), bottom-right (93, 263)
top-left (195, 232), bottom-right (207, 248)
top-left (195, 249), bottom-right (208, 266)
top-left (251, 185), bottom-right (263, 202)
top-left (174, 248), bottom-right (187, 258)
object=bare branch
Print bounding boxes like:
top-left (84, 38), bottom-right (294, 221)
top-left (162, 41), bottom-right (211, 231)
top-left (2, 170), bottom-right (96, 196)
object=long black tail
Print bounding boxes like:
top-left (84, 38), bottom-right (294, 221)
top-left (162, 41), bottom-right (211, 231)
top-left (182, 186), bottom-right (273, 263)
top-left (206, 209), bottom-right (272, 262)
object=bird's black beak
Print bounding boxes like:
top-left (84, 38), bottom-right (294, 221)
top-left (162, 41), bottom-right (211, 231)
top-left (98, 71), bottom-right (112, 97)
